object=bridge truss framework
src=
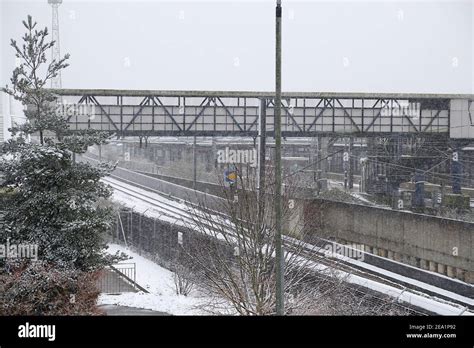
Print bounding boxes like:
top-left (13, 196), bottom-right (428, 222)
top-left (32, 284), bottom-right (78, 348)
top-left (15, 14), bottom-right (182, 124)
top-left (52, 89), bottom-right (474, 139)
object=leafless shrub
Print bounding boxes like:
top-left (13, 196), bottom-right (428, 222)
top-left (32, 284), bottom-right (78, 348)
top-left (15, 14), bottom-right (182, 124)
top-left (172, 261), bottom-right (195, 296)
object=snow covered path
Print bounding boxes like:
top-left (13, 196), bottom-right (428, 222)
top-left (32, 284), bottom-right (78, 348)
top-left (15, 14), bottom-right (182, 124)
top-left (98, 244), bottom-right (210, 315)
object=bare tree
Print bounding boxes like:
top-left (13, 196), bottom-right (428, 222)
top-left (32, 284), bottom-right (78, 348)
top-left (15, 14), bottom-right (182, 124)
top-left (172, 163), bottom-right (344, 315)
top-left (169, 160), bottom-right (415, 315)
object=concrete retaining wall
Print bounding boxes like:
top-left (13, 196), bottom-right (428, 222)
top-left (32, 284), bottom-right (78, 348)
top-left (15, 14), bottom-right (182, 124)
top-left (307, 199), bottom-right (473, 283)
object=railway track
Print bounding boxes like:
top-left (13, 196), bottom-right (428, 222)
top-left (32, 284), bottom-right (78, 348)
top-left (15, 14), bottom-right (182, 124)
top-left (104, 176), bottom-right (472, 315)
top-left (106, 176), bottom-right (232, 233)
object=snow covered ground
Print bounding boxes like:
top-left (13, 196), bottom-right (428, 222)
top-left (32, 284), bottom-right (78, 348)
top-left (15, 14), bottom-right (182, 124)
top-left (98, 243), bottom-right (212, 315)
top-left (107, 177), bottom-right (190, 227)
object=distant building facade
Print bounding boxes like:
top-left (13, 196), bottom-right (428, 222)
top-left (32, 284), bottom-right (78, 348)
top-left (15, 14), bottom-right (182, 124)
top-left (0, 92), bottom-right (17, 143)
top-left (0, 93), bottom-right (4, 143)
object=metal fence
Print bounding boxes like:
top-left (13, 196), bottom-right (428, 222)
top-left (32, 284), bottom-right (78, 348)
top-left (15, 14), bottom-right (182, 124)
top-left (98, 262), bottom-right (144, 294)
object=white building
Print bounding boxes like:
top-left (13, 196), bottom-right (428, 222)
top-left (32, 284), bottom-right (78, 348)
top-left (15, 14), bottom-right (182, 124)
top-left (0, 92), bottom-right (19, 143)
top-left (0, 93), bottom-right (4, 143)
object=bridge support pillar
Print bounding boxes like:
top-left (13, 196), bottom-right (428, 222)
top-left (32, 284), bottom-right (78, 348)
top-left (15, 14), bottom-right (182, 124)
top-left (360, 159), bottom-right (368, 193)
top-left (412, 169), bottom-right (425, 208)
top-left (451, 147), bottom-right (462, 194)
top-left (348, 137), bottom-right (354, 189)
top-left (317, 136), bottom-right (328, 193)
top-left (212, 138), bottom-right (217, 168)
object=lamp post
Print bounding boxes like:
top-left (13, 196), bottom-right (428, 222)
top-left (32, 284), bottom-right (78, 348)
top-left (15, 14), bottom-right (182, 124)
top-left (275, 0), bottom-right (284, 315)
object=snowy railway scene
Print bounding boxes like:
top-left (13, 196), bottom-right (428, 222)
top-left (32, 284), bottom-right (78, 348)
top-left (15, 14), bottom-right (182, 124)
top-left (0, 0), bottom-right (473, 346)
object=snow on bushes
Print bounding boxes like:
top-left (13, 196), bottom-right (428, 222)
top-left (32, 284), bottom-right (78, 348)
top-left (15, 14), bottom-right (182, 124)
top-left (0, 261), bottom-right (103, 315)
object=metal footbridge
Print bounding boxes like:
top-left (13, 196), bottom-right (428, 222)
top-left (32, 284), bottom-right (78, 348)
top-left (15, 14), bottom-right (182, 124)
top-left (52, 89), bottom-right (474, 139)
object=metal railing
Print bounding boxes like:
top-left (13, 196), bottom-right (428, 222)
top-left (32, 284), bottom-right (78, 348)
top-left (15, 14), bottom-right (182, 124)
top-left (98, 262), bottom-right (148, 294)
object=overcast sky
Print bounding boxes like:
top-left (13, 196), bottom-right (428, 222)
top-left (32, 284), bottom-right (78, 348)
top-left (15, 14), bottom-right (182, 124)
top-left (1, 0), bottom-right (473, 94)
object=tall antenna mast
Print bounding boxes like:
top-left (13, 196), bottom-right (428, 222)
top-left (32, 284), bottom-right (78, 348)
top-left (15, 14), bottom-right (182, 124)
top-left (48, 0), bottom-right (63, 89)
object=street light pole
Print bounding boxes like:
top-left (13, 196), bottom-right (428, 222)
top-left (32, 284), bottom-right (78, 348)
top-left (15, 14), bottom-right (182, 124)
top-left (193, 135), bottom-right (197, 189)
top-left (275, 0), bottom-right (284, 315)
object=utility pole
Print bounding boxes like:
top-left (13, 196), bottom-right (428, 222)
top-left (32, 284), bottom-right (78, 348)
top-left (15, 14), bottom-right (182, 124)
top-left (257, 98), bottom-right (267, 225)
top-left (193, 136), bottom-right (197, 189)
top-left (274, 0), bottom-right (284, 315)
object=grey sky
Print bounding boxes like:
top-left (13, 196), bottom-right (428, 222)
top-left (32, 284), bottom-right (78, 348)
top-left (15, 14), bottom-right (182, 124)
top-left (1, 0), bottom-right (473, 94)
